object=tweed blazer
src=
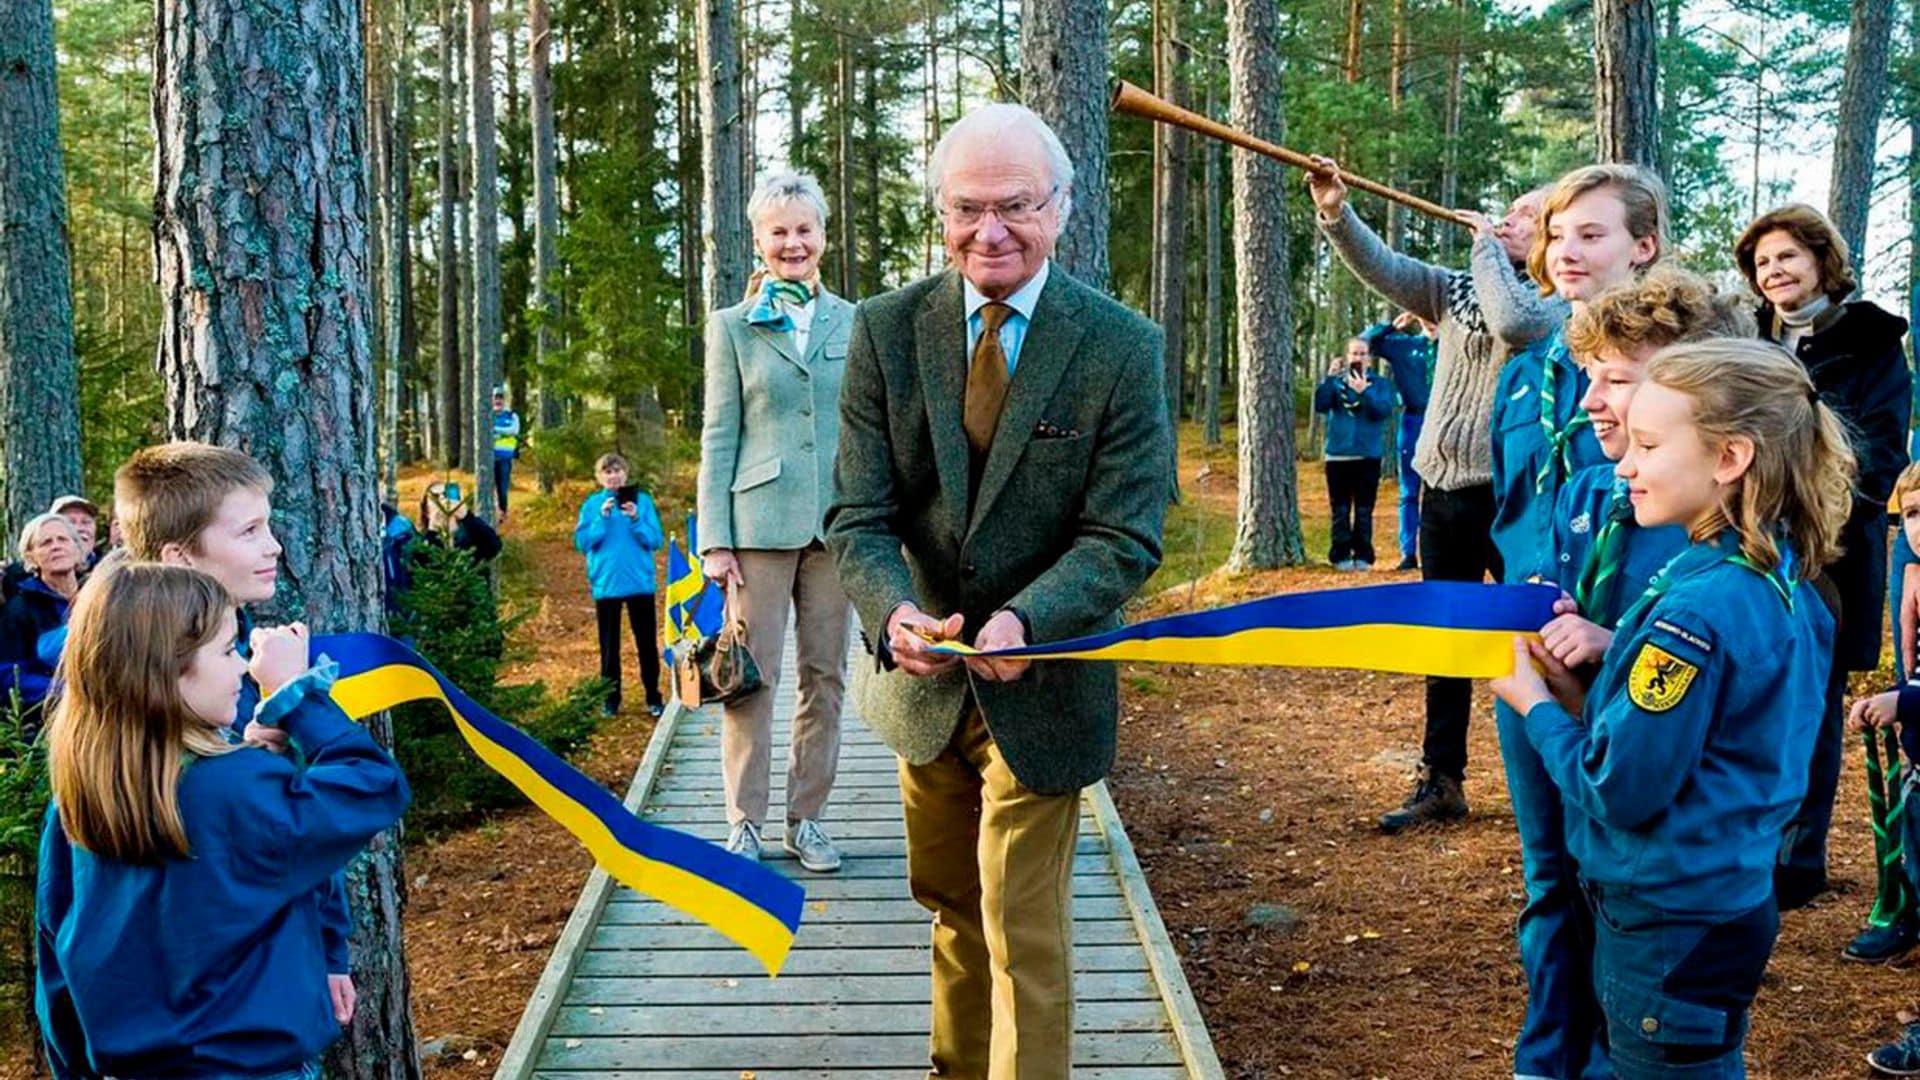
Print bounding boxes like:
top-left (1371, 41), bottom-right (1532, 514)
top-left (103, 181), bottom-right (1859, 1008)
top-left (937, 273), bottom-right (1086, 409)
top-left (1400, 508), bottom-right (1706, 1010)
top-left (825, 266), bottom-right (1171, 795)
top-left (698, 289), bottom-right (856, 552)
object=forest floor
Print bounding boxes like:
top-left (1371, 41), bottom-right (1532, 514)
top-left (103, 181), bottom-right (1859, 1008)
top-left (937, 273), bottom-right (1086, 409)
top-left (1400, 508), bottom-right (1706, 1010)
top-left (0, 429), bottom-right (1910, 1079)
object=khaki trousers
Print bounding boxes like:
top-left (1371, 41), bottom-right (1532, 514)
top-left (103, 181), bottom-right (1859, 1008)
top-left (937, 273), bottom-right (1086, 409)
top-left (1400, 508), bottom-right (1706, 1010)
top-left (899, 706), bottom-right (1080, 1080)
top-left (721, 544), bottom-right (848, 827)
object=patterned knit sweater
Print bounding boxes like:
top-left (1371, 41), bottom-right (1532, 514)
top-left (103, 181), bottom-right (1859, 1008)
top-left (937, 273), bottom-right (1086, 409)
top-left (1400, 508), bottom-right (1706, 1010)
top-left (1321, 206), bottom-right (1568, 491)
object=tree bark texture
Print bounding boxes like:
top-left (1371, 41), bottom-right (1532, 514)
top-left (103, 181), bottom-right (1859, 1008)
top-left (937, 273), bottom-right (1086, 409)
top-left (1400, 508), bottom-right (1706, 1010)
top-left (453, 19), bottom-right (473, 471)
top-left (150, 1), bottom-right (420, 1074)
top-left (1152, 8), bottom-right (1190, 431)
top-left (1386, 0), bottom-right (1407, 250)
top-left (0, 0), bottom-right (82, 544)
top-left (530, 0), bottom-right (561, 435)
top-left (697, 0), bottom-right (748, 312)
top-left (836, 30), bottom-right (860, 296)
top-left (1438, 0), bottom-right (1464, 261)
top-left (1202, 85), bottom-right (1224, 449)
top-left (438, 0), bottom-right (463, 467)
top-left (1020, 0), bottom-right (1110, 292)
top-left (1226, 0), bottom-right (1304, 571)
top-left (1593, 0), bottom-right (1661, 169)
top-left (392, 7), bottom-right (416, 484)
top-left (468, 0), bottom-right (501, 523)
top-left (1828, 0), bottom-right (1896, 270)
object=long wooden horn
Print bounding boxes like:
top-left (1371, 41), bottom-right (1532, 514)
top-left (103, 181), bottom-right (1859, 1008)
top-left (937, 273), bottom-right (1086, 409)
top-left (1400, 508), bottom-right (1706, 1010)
top-left (1110, 79), bottom-right (1474, 229)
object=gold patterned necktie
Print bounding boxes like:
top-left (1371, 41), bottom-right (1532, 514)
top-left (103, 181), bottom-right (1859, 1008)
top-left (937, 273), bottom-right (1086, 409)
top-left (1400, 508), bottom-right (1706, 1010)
top-left (965, 302), bottom-right (1014, 453)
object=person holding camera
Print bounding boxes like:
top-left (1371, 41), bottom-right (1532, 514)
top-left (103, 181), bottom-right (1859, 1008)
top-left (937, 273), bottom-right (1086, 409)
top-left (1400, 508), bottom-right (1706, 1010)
top-left (1314, 337), bottom-right (1395, 570)
top-left (574, 452), bottom-right (665, 719)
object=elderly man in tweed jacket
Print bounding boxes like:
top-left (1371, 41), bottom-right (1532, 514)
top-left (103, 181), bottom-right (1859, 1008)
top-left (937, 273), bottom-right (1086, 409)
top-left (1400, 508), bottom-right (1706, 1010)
top-left (826, 103), bottom-right (1171, 1079)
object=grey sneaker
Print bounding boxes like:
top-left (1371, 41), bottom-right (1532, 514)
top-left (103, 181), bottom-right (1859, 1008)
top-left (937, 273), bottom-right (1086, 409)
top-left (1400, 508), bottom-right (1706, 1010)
top-left (725, 821), bottom-right (762, 861)
top-left (783, 819), bottom-right (842, 873)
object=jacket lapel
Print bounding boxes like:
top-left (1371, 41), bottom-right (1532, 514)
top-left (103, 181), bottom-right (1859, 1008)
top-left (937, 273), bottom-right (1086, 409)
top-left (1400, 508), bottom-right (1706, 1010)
top-left (968, 270), bottom-right (1087, 534)
top-left (800, 292), bottom-right (848, 365)
top-left (742, 305), bottom-right (805, 369)
top-left (915, 272), bottom-right (972, 524)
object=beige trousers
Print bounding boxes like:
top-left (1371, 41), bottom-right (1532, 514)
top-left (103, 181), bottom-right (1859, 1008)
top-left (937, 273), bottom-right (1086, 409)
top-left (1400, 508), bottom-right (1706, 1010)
top-left (899, 706), bottom-right (1080, 1080)
top-left (721, 543), bottom-right (848, 827)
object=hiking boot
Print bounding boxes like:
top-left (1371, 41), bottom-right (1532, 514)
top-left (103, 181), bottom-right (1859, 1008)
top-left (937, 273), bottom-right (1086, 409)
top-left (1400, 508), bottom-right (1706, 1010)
top-left (1377, 766), bottom-right (1468, 834)
top-left (1774, 865), bottom-right (1829, 911)
top-left (1870, 1022), bottom-right (1920, 1076)
top-left (783, 819), bottom-right (842, 873)
top-left (1395, 556), bottom-right (1419, 571)
top-left (1846, 913), bottom-right (1920, 963)
top-left (725, 821), bottom-right (763, 861)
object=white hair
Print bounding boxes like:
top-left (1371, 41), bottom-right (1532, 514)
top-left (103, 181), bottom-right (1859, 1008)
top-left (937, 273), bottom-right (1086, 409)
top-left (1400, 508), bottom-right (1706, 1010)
top-left (17, 512), bottom-right (80, 571)
top-left (748, 170), bottom-right (829, 230)
top-left (927, 103), bottom-right (1075, 230)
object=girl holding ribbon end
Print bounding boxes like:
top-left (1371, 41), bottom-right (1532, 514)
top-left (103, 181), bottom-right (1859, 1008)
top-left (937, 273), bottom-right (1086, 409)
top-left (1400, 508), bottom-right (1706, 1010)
top-left (35, 564), bottom-right (410, 1079)
top-left (1492, 338), bottom-right (1852, 1079)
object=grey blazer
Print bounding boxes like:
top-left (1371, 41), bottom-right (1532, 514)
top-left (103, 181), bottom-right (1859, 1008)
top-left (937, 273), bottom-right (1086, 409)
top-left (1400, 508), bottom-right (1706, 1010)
top-left (825, 267), bottom-right (1172, 795)
top-left (698, 289), bottom-right (856, 552)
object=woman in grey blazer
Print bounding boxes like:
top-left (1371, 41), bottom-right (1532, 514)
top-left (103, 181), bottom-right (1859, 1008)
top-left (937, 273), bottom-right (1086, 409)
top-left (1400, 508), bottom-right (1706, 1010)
top-left (698, 171), bottom-right (853, 872)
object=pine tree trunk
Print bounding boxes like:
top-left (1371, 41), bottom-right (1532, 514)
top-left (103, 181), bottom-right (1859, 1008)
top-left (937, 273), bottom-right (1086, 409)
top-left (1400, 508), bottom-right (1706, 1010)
top-left (438, 0), bottom-right (464, 468)
top-left (1828, 0), bottom-right (1897, 268)
top-left (864, 55), bottom-right (881, 298)
top-left (1226, 0), bottom-right (1303, 571)
top-left (1020, 0), bottom-right (1109, 291)
top-left (1202, 83), bottom-right (1224, 449)
top-left (530, 0), bottom-right (561, 447)
top-left (152, 1), bottom-right (420, 1074)
top-left (678, 0), bottom-right (706, 399)
top-left (697, 0), bottom-right (748, 311)
top-left (1593, 0), bottom-right (1661, 168)
top-left (395, 10), bottom-right (418, 475)
top-left (0, 0), bottom-right (82, 543)
top-left (1438, 0), bottom-right (1464, 261)
top-left (454, 21), bottom-right (474, 471)
top-left (836, 28), bottom-right (860, 296)
top-left (1153, 5), bottom-right (1190, 431)
top-left (469, 0), bottom-right (502, 522)
top-left (1386, 0), bottom-right (1407, 249)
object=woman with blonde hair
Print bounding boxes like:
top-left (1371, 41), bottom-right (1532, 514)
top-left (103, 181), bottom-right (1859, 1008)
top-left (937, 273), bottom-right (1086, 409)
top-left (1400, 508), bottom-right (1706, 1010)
top-left (1735, 203), bottom-right (1911, 912)
top-left (0, 513), bottom-right (86, 710)
top-left (697, 170), bottom-right (854, 871)
top-left (36, 564), bottom-right (409, 1076)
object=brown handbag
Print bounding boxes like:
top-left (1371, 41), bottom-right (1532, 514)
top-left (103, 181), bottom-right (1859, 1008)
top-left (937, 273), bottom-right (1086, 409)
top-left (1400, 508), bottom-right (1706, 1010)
top-left (674, 579), bottom-right (763, 707)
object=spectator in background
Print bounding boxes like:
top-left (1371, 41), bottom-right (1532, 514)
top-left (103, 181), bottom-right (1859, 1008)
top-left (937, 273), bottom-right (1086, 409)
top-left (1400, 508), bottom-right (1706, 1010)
top-left (418, 481), bottom-right (503, 563)
top-left (3, 495), bottom-right (103, 602)
top-left (1313, 338), bottom-right (1394, 571)
top-left (0, 513), bottom-right (85, 714)
top-left (491, 387), bottom-right (523, 521)
top-left (575, 453), bottom-right (664, 720)
top-left (1362, 313), bottom-right (1438, 571)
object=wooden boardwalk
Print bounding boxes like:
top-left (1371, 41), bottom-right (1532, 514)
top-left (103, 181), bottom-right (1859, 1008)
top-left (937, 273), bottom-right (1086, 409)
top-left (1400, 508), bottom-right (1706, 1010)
top-left (498, 636), bottom-right (1223, 1078)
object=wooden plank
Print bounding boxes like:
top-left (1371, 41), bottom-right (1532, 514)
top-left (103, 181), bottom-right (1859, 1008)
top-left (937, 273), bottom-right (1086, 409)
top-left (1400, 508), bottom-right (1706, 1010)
top-left (534, 1031), bottom-right (1183, 1069)
top-left (559, 969), bottom-right (1161, 1006)
top-left (601, 873), bottom-right (1123, 903)
top-left (495, 699), bottom-right (694, 1080)
top-left (643, 786), bottom-right (904, 807)
top-left (1086, 781), bottom-right (1227, 1080)
top-left (534, 1069), bottom-right (1191, 1079)
top-left (572, 943), bottom-right (1153, 978)
top-left (592, 852), bottom-right (1117, 879)
top-left (601, 895), bottom-right (1131, 925)
top-left (592, 834), bottom-right (1109, 860)
top-left (549, 999), bottom-right (1171, 1037)
top-left (587, 918), bottom-right (1141, 951)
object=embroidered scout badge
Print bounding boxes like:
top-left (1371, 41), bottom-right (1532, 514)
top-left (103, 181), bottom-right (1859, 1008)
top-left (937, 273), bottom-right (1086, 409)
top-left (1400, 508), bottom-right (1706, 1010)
top-left (1628, 643), bottom-right (1698, 712)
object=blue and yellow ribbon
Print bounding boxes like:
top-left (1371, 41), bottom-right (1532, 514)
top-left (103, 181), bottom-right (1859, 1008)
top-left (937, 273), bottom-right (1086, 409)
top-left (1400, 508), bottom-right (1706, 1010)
top-left (314, 632), bottom-right (804, 976)
top-left (927, 581), bottom-right (1558, 679)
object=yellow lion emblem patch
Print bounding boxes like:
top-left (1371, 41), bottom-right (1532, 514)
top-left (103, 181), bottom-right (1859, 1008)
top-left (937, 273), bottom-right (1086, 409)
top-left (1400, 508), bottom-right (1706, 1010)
top-left (1628, 643), bottom-right (1698, 713)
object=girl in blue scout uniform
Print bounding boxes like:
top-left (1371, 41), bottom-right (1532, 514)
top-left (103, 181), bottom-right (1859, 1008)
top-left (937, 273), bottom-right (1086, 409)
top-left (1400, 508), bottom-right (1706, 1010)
top-left (36, 565), bottom-right (411, 1079)
top-left (1487, 163), bottom-right (1667, 1080)
top-left (1494, 338), bottom-right (1852, 1079)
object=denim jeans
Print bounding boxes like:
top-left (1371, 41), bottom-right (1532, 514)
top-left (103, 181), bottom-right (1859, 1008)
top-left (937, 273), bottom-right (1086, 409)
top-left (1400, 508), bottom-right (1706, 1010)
top-left (492, 453), bottom-right (515, 514)
top-left (1397, 412), bottom-right (1424, 561)
top-left (111, 1062), bottom-right (322, 1080)
top-left (1588, 886), bottom-right (1776, 1080)
top-left (1496, 700), bottom-right (1609, 1080)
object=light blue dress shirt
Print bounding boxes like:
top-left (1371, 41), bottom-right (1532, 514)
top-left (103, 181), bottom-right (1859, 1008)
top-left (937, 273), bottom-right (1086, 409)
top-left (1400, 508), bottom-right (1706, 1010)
top-left (963, 260), bottom-right (1050, 375)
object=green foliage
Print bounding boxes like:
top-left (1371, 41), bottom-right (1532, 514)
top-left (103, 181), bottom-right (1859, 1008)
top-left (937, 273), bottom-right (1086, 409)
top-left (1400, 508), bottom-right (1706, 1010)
top-left (0, 686), bottom-right (50, 1031)
top-left (391, 540), bottom-right (608, 830)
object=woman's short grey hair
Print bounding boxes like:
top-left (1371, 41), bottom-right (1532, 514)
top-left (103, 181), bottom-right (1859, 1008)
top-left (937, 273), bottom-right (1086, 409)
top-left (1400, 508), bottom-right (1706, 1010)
top-left (17, 512), bottom-right (79, 571)
top-left (927, 103), bottom-right (1075, 229)
top-left (748, 171), bottom-right (829, 230)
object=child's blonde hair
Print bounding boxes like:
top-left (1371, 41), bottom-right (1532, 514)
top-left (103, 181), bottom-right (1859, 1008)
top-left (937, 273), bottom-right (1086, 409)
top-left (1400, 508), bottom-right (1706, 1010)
top-left (1528, 164), bottom-right (1669, 296)
top-left (1564, 266), bottom-right (1755, 360)
top-left (1643, 338), bottom-right (1856, 576)
top-left (1894, 462), bottom-right (1920, 508)
top-left (113, 442), bottom-right (272, 561)
top-left (48, 564), bottom-right (239, 863)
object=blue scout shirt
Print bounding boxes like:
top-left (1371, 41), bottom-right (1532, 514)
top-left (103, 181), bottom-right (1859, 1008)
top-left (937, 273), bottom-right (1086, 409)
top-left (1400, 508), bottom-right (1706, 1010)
top-left (36, 668), bottom-right (411, 1078)
top-left (1361, 321), bottom-right (1436, 413)
top-left (1313, 373), bottom-right (1394, 459)
top-left (1523, 534), bottom-right (1833, 914)
top-left (1552, 464), bottom-right (1689, 629)
top-left (1491, 331), bottom-right (1606, 585)
top-left (574, 489), bottom-right (664, 600)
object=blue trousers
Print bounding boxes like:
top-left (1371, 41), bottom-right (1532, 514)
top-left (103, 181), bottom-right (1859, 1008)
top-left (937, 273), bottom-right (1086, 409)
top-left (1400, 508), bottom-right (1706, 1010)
top-left (1588, 886), bottom-right (1776, 1079)
top-left (493, 453), bottom-right (514, 514)
top-left (1893, 524), bottom-right (1917, 682)
top-left (1496, 700), bottom-right (1609, 1080)
top-left (1397, 412), bottom-right (1424, 561)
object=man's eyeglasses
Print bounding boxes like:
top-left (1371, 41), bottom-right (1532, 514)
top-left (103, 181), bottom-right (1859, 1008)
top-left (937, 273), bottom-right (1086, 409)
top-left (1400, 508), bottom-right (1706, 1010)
top-left (939, 185), bottom-right (1060, 227)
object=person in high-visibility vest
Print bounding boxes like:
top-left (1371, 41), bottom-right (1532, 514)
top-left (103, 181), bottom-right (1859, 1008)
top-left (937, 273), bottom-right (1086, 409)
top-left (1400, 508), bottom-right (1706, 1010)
top-left (491, 386), bottom-right (522, 518)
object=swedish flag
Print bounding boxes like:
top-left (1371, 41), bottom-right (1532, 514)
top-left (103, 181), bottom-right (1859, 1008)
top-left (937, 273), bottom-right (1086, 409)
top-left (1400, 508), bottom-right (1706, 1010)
top-left (664, 515), bottom-right (724, 664)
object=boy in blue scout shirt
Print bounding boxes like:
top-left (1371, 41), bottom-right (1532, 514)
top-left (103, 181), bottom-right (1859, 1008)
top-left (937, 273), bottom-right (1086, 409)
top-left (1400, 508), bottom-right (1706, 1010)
top-left (1495, 339), bottom-right (1851, 1080)
top-left (1361, 314), bottom-right (1437, 571)
top-left (1312, 338), bottom-right (1395, 570)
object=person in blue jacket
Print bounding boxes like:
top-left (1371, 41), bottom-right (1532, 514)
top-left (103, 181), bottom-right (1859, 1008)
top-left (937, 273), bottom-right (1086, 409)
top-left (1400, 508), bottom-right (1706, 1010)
top-left (0, 514), bottom-right (85, 716)
top-left (575, 452), bottom-right (665, 717)
top-left (491, 387), bottom-right (523, 520)
top-left (36, 564), bottom-right (410, 1079)
top-left (1494, 338), bottom-right (1852, 1080)
top-left (1361, 314), bottom-right (1437, 570)
top-left (1313, 338), bottom-right (1395, 570)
